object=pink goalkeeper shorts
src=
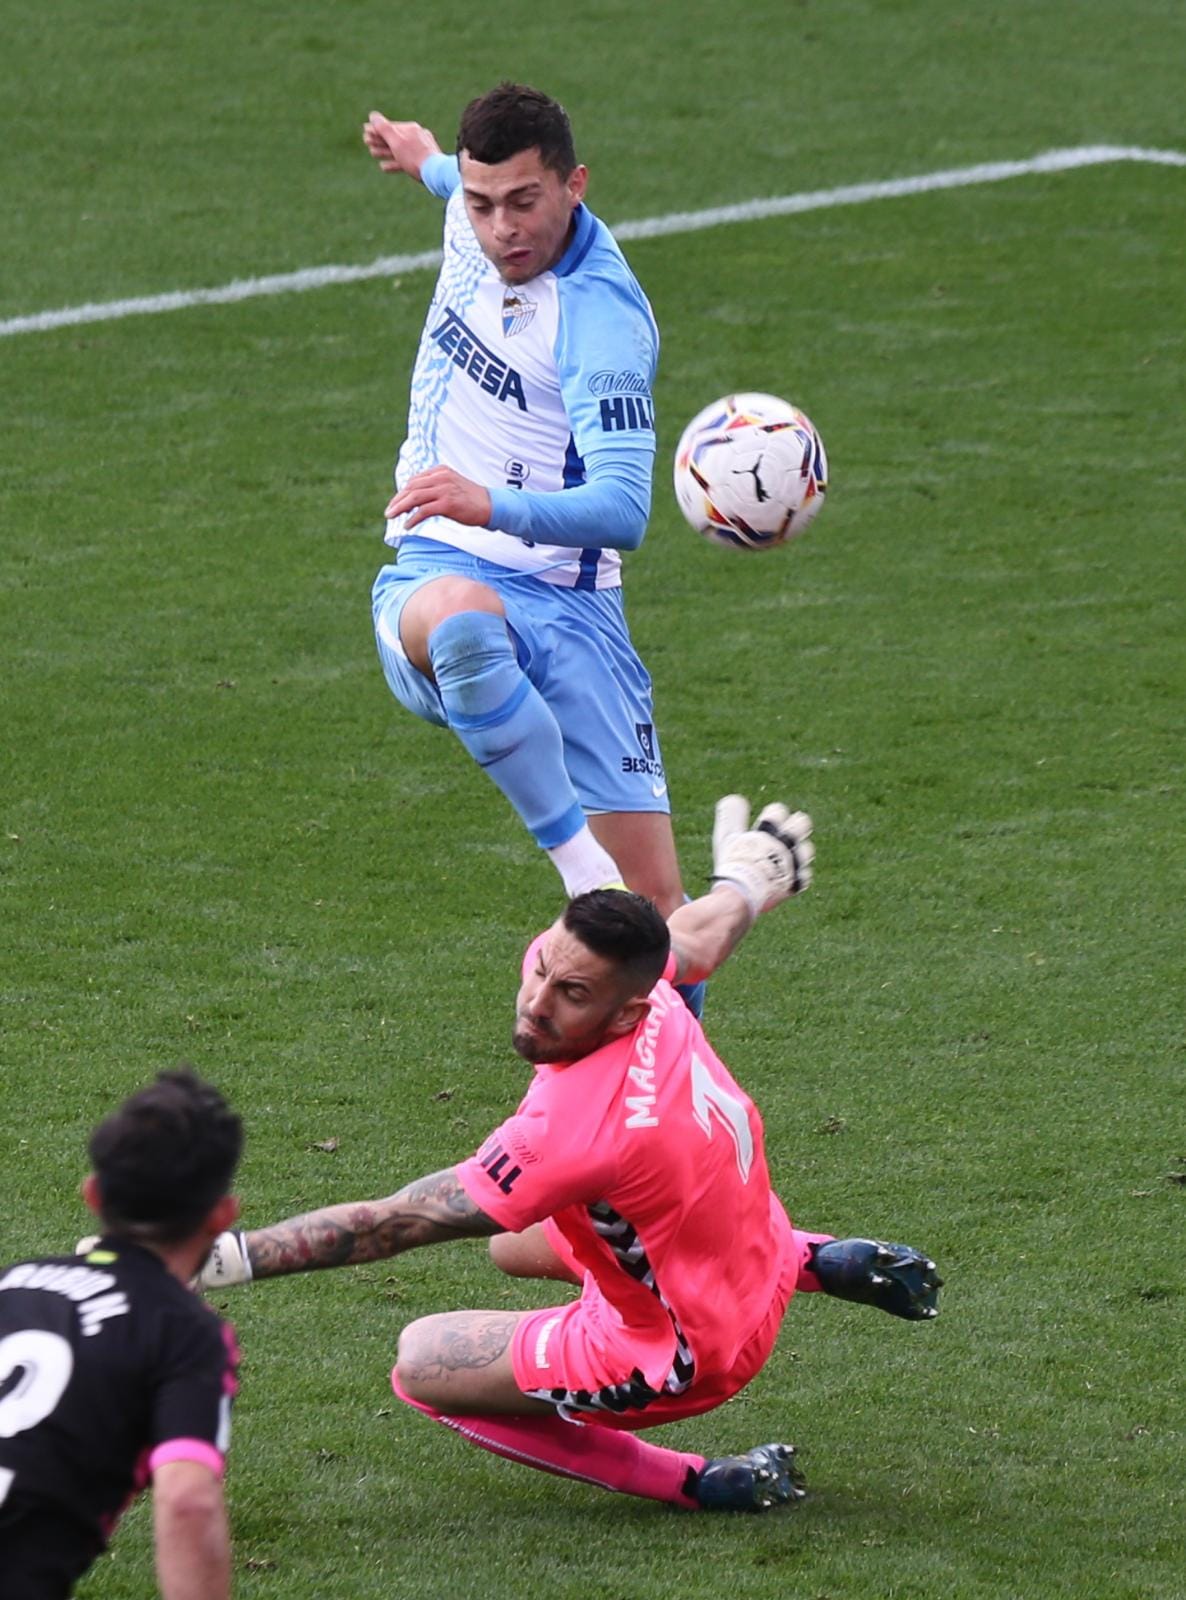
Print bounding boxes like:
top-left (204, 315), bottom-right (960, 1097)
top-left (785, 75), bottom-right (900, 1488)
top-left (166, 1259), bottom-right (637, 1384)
top-left (510, 1228), bottom-right (798, 1432)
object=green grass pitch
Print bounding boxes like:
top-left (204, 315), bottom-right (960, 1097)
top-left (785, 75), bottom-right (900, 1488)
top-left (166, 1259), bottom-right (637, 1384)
top-left (2, 2), bottom-right (1184, 1596)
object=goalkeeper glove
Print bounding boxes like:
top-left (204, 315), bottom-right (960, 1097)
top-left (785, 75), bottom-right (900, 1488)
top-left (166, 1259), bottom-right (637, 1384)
top-left (78, 1229), bottom-right (253, 1289)
top-left (197, 1230), bottom-right (253, 1289)
top-left (711, 795), bottom-right (814, 917)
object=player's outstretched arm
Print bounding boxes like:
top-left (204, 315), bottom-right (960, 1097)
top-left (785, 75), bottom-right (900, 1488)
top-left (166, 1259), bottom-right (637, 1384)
top-left (362, 112), bottom-right (443, 181)
top-left (153, 1461), bottom-right (231, 1600)
top-left (198, 1168), bottom-right (502, 1288)
top-left (810, 1238), bottom-right (942, 1321)
top-left (669, 796), bottom-right (814, 984)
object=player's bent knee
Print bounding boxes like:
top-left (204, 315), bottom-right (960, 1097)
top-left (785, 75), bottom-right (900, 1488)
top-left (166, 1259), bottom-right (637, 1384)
top-left (399, 577), bottom-right (505, 674)
top-left (489, 1227), bottom-right (578, 1283)
top-left (488, 1233), bottom-right (532, 1277)
top-left (394, 1318), bottom-right (435, 1398)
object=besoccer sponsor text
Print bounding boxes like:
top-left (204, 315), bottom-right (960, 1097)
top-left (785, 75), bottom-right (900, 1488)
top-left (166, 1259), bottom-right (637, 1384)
top-left (622, 720), bottom-right (663, 780)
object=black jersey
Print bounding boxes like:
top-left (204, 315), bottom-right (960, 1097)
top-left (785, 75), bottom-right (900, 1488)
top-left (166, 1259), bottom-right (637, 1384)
top-left (0, 1239), bottom-right (238, 1598)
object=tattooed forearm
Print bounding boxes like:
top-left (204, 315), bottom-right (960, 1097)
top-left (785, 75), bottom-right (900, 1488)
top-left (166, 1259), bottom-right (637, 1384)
top-left (401, 1170), bottom-right (500, 1224)
top-left (243, 1168), bottom-right (502, 1279)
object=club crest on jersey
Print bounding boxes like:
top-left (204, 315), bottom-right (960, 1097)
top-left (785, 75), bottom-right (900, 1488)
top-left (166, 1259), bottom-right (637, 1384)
top-left (501, 289), bottom-right (537, 338)
top-left (430, 306), bottom-right (527, 411)
top-left (621, 721), bottom-right (664, 788)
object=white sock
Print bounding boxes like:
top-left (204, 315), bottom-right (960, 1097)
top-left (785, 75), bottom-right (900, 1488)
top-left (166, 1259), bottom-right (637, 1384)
top-left (547, 826), bottom-right (623, 897)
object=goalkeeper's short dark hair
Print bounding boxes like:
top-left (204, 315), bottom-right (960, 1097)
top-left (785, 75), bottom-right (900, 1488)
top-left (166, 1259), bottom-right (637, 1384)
top-left (88, 1068), bottom-right (243, 1244)
top-left (457, 83), bottom-right (577, 178)
top-left (562, 889), bottom-right (671, 998)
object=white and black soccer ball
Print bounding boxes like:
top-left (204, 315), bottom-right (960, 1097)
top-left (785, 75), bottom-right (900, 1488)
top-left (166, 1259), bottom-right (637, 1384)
top-left (673, 391), bottom-right (828, 551)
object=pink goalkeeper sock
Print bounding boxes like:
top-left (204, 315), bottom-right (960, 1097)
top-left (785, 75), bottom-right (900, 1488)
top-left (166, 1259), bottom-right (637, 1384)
top-left (392, 1371), bottom-right (705, 1507)
top-left (792, 1228), bottom-right (835, 1293)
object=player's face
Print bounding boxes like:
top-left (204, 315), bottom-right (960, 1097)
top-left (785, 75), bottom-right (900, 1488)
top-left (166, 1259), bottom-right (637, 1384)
top-left (459, 147), bottom-right (588, 285)
top-left (513, 922), bottom-right (645, 1065)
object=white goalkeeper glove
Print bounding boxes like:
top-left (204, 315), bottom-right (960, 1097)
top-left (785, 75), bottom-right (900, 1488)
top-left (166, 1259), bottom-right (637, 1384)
top-left (77, 1229), bottom-right (253, 1289)
top-left (711, 795), bottom-right (814, 917)
top-left (197, 1230), bottom-right (253, 1288)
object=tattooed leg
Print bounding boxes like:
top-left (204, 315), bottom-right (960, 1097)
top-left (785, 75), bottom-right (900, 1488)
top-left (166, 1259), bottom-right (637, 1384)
top-left (396, 1310), bottom-right (555, 1414)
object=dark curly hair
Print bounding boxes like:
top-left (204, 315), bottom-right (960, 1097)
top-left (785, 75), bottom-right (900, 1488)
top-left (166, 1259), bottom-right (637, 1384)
top-left (88, 1067), bottom-right (242, 1244)
top-left (457, 83), bottom-right (577, 177)
top-left (562, 889), bottom-right (671, 998)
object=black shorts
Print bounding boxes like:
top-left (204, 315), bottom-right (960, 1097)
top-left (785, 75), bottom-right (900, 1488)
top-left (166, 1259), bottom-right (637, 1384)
top-left (0, 1498), bottom-right (101, 1600)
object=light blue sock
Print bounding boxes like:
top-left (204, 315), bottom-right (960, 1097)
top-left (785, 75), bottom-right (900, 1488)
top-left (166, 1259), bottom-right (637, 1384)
top-left (428, 611), bottom-right (585, 849)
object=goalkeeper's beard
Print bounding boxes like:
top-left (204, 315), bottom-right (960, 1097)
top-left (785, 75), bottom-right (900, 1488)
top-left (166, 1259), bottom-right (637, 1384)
top-left (511, 1012), bottom-right (604, 1065)
top-left (512, 1013), bottom-right (562, 1063)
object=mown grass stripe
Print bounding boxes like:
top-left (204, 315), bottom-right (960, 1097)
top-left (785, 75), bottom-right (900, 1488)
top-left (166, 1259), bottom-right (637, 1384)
top-left (2, 144), bottom-right (1181, 340)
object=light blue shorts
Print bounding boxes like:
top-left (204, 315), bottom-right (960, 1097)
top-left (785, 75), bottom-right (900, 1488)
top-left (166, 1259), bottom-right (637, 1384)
top-left (371, 539), bottom-right (669, 816)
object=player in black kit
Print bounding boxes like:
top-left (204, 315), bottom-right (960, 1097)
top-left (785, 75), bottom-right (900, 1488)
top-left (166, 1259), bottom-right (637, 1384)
top-left (0, 1069), bottom-right (243, 1600)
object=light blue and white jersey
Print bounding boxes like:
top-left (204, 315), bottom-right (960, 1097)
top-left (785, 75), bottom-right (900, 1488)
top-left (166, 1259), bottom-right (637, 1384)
top-left (385, 155), bottom-right (658, 590)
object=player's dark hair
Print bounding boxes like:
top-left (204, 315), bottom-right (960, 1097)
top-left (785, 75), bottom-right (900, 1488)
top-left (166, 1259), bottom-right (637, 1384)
top-left (562, 889), bottom-right (671, 998)
top-left (88, 1068), bottom-right (242, 1245)
top-left (457, 83), bottom-right (577, 177)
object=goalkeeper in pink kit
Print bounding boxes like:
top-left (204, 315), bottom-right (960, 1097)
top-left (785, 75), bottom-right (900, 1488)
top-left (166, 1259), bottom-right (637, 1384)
top-left (200, 799), bottom-right (941, 1512)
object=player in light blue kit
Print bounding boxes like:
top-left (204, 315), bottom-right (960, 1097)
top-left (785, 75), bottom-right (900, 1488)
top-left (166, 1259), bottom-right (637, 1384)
top-left (365, 86), bottom-right (695, 994)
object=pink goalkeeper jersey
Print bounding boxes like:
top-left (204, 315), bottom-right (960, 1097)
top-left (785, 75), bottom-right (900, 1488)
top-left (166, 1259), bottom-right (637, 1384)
top-left (456, 942), bottom-right (793, 1395)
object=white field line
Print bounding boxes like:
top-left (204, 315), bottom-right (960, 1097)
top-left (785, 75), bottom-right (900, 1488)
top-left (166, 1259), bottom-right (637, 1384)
top-left (2, 143), bottom-right (1182, 340)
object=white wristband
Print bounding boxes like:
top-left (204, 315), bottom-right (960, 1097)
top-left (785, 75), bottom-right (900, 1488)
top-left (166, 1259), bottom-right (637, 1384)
top-left (200, 1230), bottom-right (253, 1288)
top-left (710, 873), bottom-right (763, 921)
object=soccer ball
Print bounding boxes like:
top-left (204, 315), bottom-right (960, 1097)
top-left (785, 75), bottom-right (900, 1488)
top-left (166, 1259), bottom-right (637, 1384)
top-left (673, 392), bottom-right (828, 551)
